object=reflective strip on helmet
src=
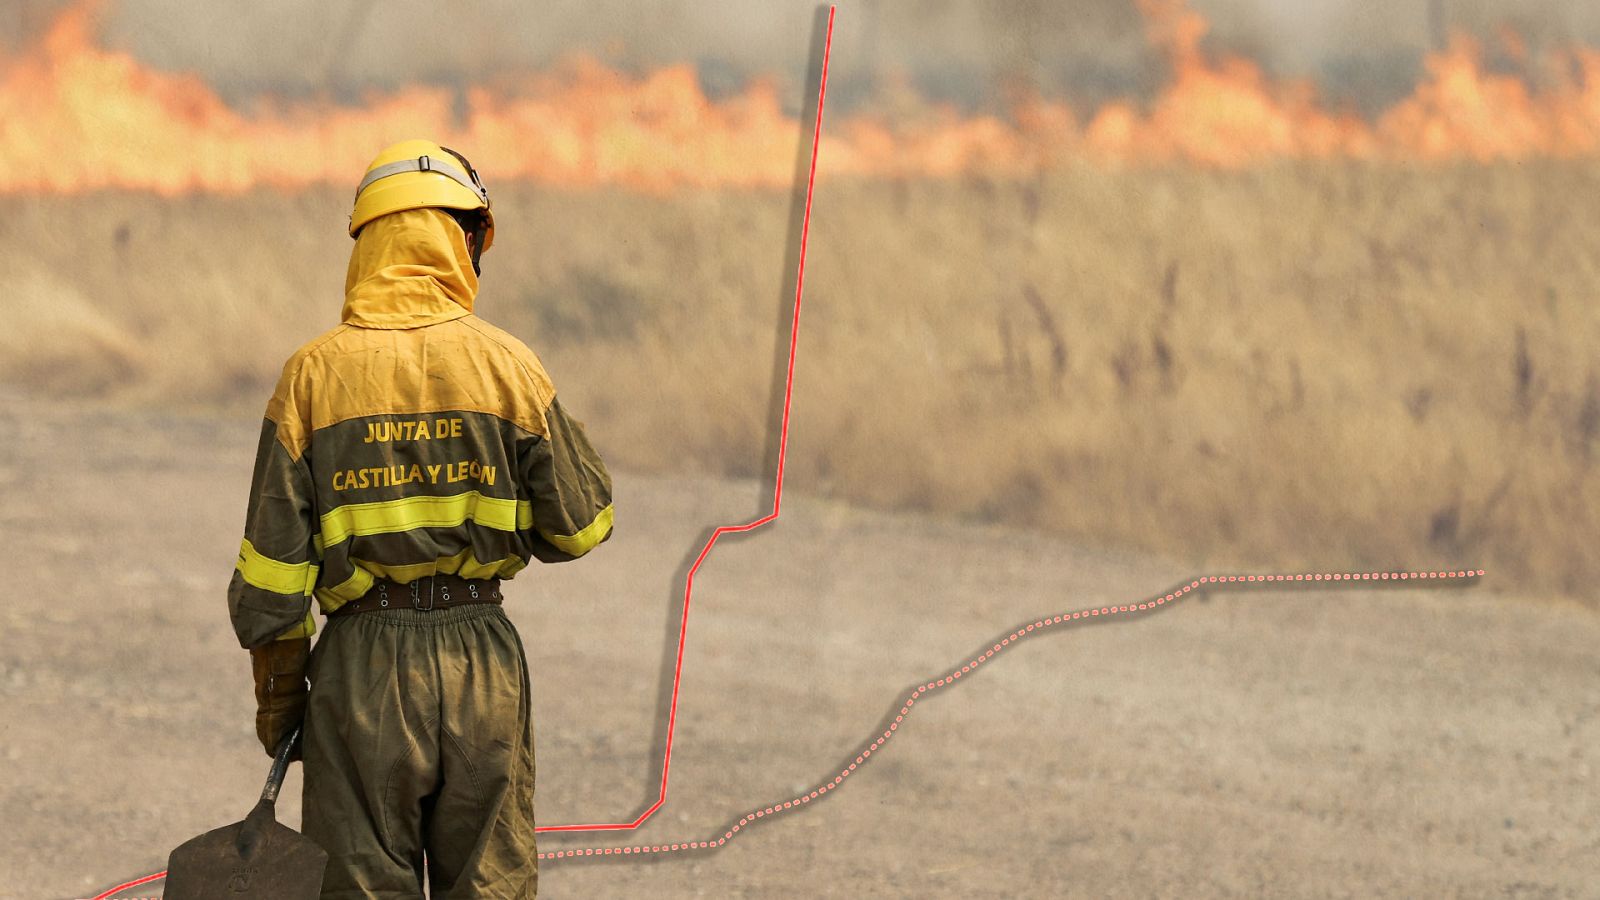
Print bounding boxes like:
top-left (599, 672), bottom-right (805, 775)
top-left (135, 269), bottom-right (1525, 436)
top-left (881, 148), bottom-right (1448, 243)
top-left (354, 155), bottom-right (489, 206)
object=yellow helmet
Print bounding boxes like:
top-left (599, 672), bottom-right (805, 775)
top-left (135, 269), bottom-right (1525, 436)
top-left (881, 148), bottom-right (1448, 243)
top-left (349, 139), bottom-right (494, 251)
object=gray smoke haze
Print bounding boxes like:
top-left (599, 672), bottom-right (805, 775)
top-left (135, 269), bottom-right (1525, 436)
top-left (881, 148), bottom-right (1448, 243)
top-left (6, 0), bottom-right (1600, 112)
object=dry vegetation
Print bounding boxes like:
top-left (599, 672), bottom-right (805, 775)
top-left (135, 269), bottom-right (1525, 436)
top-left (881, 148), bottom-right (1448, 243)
top-left (4, 163), bottom-right (1598, 602)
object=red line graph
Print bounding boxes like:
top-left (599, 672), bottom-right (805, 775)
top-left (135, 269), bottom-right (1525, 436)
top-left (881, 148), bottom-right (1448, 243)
top-left (534, 4), bottom-right (836, 835)
top-left (77, 7), bottom-right (1489, 896)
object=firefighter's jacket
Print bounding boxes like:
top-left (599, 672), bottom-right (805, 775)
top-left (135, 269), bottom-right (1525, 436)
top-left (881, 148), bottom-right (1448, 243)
top-left (228, 207), bottom-right (613, 648)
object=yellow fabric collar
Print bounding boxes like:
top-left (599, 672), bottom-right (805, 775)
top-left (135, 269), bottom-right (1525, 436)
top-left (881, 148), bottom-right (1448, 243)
top-left (342, 207), bottom-right (478, 329)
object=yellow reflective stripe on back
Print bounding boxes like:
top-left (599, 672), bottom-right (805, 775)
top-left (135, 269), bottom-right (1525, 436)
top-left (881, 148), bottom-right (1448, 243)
top-left (319, 491), bottom-right (534, 549)
top-left (371, 548), bottom-right (473, 585)
top-left (237, 539), bottom-right (317, 596)
top-left (314, 553), bottom-right (524, 612)
top-left (366, 548), bottom-right (523, 583)
top-left (540, 504), bottom-right (614, 558)
top-left (468, 555), bottom-right (526, 580)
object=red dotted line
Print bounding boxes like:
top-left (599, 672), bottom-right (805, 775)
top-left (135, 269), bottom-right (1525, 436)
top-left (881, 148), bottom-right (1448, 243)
top-left (87, 567), bottom-right (1483, 894)
top-left (537, 567), bottom-right (1484, 861)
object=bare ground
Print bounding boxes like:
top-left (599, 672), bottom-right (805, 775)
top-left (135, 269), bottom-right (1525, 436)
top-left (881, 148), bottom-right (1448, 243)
top-left (0, 395), bottom-right (1595, 899)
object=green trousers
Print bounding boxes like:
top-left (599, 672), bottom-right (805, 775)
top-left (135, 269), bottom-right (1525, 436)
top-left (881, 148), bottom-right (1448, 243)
top-left (302, 605), bottom-right (539, 899)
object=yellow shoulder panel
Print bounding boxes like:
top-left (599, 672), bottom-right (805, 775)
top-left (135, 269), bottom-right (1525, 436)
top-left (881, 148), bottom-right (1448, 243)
top-left (281, 316), bottom-right (554, 439)
top-left (458, 316), bottom-right (556, 411)
top-left (267, 325), bottom-right (350, 459)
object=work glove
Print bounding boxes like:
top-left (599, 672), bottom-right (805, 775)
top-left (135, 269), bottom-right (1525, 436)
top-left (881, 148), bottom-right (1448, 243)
top-left (249, 637), bottom-right (310, 760)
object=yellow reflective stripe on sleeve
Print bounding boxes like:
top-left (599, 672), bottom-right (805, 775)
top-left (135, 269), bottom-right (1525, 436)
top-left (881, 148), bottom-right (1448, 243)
top-left (237, 539), bottom-right (317, 596)
top-left (540, 504), bottom-right (614, 558)
top-left (315, 566), bottom-right (376, 611)
top-left (319, 492), bottom-right (534, 549)
top-left (495, 556), bottom-right (528, 579)
top-left (273, 609), bottom-right (317, 641)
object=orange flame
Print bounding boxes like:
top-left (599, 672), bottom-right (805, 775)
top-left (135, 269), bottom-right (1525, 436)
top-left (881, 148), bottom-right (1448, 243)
top-left (5, 0), bottom-right (1600, 195)
top-left (0, 2), bottom-right (803, 193)
top-left (1082, 0), bottom-right (1376, 165)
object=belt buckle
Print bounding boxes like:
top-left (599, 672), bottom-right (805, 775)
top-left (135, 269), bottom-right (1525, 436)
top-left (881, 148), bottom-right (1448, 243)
top-left (412, 577), bottom-right (434, 611)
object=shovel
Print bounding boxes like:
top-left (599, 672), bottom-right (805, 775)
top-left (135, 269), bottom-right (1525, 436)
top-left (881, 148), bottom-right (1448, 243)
top-left (163, 726), bottom-right (328, 899)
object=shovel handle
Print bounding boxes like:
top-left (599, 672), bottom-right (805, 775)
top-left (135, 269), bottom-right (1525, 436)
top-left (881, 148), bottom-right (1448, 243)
top-left (261, 725), bottom-right (302, 805)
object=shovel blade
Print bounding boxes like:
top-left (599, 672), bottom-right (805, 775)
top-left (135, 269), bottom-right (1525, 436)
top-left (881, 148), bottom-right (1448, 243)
top-left (164, 803), bottom-right (327, 900)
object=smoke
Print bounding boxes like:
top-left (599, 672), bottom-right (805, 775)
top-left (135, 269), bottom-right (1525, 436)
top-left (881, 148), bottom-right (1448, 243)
top-left (8, 0), bottom-right (1600, 112)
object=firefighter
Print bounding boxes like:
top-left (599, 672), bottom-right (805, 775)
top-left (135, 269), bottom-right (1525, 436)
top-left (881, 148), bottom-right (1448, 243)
top-left (228, 139), bottom-right (613, 899)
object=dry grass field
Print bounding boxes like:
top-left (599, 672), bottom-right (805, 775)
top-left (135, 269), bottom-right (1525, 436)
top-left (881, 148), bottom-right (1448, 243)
top-left (4, 162), bottom-right (1598, 603)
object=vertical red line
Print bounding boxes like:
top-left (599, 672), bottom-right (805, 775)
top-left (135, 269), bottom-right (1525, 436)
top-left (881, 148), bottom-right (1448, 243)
top-left (774, 4), bottom-right (833, 518)
top-left (536, 4), bottom-right (836, 834)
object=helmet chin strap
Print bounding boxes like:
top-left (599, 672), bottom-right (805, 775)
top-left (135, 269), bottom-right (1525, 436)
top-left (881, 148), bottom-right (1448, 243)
top-left (441, 147), bottom-right (490, 276)
top-left (446, 208), bottom-right (487, 276)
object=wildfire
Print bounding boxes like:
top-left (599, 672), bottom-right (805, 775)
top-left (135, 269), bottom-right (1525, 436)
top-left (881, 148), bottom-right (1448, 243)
top-left (4, 0), bottom-right (1600, 195)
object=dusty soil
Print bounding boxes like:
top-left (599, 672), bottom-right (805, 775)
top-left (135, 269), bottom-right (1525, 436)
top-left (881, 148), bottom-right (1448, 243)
top-left (1, 394), bottom-right (1596, 898)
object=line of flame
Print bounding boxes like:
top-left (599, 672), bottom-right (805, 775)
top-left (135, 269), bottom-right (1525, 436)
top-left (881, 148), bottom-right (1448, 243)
top-left (5, 0), bottom-right (1600, 195)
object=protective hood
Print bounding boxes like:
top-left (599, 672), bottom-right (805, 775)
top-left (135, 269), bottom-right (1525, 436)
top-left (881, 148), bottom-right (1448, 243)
top-left (342, 207), bottom-right (478, 329)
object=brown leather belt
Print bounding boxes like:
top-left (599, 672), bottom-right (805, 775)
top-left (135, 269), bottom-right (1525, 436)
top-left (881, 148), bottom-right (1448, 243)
top-left (327, 573), bottom-right (503, 617)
